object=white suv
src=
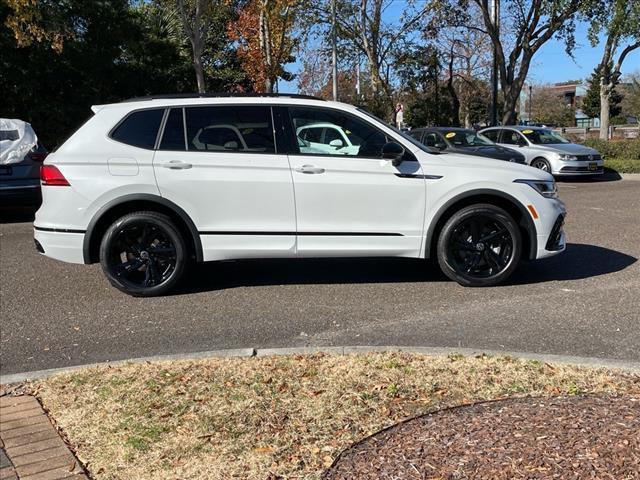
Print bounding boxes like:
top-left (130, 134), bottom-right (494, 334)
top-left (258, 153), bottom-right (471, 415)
top-left (35, 94), bottom-right (566, 296)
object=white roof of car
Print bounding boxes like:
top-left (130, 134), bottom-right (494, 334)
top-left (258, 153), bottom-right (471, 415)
top-left (91, 95), bottom-right (355, 114)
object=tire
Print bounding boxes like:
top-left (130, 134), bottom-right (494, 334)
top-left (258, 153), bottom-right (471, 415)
top-left (531, 157), bottom-right (551, 172)
top-left (436, 204), bottom-right (522, 287)
top-left (99, 211), bottom-right (187, 297)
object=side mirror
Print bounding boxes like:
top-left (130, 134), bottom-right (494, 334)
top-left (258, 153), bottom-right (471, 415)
top-left (224, 141), bottom-right (239, 150)
top-left (329, 138), bottom-right (344, 149)
top-left (434, 142), bottom-right (447, 150)
top-left (381, 141), bottom-right (405, 166)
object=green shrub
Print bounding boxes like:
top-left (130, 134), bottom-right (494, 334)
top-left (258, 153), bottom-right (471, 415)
top-left (604, 159), bottom-right (640, 174)
top-left (583, 138), bottom-right (640, 161)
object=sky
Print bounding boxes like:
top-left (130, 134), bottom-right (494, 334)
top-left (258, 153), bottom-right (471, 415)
top-left (280, 2), bottom-right (640, 93)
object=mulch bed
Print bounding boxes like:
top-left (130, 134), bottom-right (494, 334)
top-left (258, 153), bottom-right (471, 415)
top-left (323, 395), bottom-right (640, 479)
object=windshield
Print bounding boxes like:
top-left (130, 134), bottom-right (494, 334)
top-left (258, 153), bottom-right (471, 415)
top-left (356, 108), bottom-right (434, 154)
top-left (521, 129), bottom-right (569, 145)
top-left (443, 130), bottom-right (494, 147)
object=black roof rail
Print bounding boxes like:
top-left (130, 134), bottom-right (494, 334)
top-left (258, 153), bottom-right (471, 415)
top-left (120, 92), bottom-right (326, 103)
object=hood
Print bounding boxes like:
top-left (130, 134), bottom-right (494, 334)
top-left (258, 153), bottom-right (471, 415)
top-left (530, 142), bottom-right (599, 155)
top-left (431, 151), bottom-right (552, 181)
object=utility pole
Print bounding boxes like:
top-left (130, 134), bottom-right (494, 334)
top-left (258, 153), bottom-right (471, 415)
top-left (331, 0), bottom-right (338, 101)
top-left (528, 84), bottom-right (532, 124)
top-left (490, 0), bottom-right (500, 126)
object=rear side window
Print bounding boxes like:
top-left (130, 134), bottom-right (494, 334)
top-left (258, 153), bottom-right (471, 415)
top-left (111, 109), bottom-right (164, 149)
top-left (482, 129), bottom-right (499, 142)
top-left (184, 106), bottom-right (275, 153)
top-left (160, 108), bottom-right (186, 150)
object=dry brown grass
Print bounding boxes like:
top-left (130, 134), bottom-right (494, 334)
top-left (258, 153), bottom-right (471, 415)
top-left (33, 352), bottom-right (640, 479)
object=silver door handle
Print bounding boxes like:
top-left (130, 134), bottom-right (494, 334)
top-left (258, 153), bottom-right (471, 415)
top-left (295, 165), bottom-right (325, 174)
top-left (162, 160), bottom-right (192, 169)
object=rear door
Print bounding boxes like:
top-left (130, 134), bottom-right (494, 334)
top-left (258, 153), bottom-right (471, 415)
top-left (152, 105), bottom-right (296, 261)
top-left (284, 105), bottom-right (426, 258)
top-left (497, 129), bottom-right (534, 164)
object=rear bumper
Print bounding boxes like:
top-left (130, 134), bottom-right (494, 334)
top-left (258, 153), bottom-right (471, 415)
top-left (0, 184), bottom-right (41, 205)
top-left (33, 227), bottom-right (85, 264)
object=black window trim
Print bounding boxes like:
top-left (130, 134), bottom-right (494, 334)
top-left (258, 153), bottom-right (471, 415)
top-left (282, 104), bottom-right (417, 162)
top-left (108, 106), bottom-right (166, 150)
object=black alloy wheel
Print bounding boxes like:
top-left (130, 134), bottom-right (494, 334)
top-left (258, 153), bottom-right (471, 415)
top-left (99, 211), bottom-right (187, 296)
top-left (437, 204), bottom-right (522, 287)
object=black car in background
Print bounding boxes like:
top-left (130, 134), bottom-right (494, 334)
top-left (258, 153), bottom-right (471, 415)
top-left (409, 127), bottom-right (526, 164)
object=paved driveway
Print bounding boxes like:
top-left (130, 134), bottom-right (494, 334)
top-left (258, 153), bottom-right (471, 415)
top-left (1, 178), bottom-right (639, 375)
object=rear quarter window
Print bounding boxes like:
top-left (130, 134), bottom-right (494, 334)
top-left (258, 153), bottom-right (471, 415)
top-left (110, 109), bottom-right (164, 149)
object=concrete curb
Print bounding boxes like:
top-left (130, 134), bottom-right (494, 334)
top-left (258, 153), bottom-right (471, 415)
top-left (2, 346), bottom-right (639, 384)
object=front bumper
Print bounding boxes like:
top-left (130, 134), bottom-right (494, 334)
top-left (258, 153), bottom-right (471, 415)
top-left (552, 159), bottom-right (604, 176)
top-left (532, 197), bottom-right (567, 260)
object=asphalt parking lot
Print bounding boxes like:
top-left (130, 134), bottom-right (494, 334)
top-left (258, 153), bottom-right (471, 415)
top-left (1, 177), bottom-right (639, 375)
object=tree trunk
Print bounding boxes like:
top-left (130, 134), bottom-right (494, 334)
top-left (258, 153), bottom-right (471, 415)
top-left (599, 83), bottom-right (610, 140)
top-left (446, 49), bottom-right (460, 126)
top-left (259, 0), bottom-right (274, 93)
top-left (193, 48), bottom-right (206, 94)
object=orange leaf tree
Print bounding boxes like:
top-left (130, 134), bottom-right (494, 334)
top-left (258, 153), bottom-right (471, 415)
top-left (227, 0), bottom-right (300, 93)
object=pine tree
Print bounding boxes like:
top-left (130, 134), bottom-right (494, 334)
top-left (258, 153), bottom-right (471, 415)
top-left (582, 67), bottom-right (623, 119)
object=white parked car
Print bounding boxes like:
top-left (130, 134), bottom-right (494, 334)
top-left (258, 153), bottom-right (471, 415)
top-left (480, 126), bottom-right (604, 176)
top-left (297, 122), bottom-right (361, 155)
top-left (35, 94), bottom-right (566, 296)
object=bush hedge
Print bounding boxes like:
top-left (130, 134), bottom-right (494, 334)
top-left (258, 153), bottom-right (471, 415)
top-left (582, 138), bottom-right (640, 173)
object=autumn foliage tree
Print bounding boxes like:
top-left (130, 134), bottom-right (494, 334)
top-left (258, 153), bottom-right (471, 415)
top-left (227, 0), bottom-right (299, 93)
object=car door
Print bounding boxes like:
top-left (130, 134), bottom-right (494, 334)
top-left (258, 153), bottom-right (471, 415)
top-left (152, 105), bottom-right (296, 261)
top-left (285, 105), bottom-right (426, 258)
top-left (497, 129), bottom-right (534, 164)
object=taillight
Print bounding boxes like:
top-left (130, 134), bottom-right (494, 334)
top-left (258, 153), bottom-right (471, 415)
top-left (40, 165), bottom-right (70, 186)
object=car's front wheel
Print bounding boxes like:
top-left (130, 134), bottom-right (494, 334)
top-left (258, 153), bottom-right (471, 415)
top-left (437, 204), bottom-right (522, 287)
top-left (99, 211), bottom-right (187, 296)
top-left (531, 157), bottom-right (551, 172)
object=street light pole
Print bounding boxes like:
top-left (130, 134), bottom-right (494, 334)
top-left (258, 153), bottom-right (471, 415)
top-left (490, 0), bottom-right (500, 126)
top-left (331, 0), bottom-right (338, 102)
top-left (529, 85), bottom-right (533, 124)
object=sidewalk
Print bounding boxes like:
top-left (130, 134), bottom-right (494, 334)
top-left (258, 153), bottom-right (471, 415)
top-left (0, 395), bottom-right (86, 480)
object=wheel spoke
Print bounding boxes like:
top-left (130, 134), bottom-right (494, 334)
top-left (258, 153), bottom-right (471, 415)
top-left (453, 240), bottom-right (476, 251)
top-left (479, 228), bottom-right (507, 243)
top-left (469, 219), bottom-right (482, 243)
top-left (115, 259), bottom-right (143, 276)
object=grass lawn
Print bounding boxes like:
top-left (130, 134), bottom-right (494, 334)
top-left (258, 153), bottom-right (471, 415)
top-left (32, 352), bottom-right (640, 479)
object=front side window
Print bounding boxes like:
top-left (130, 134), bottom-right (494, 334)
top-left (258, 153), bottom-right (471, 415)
top-left (290, 107), bottom-right (388, 157)
top-left (111, 109), bottom-right (164, 149)
top-left (184, 106), bottom-right (275, 153)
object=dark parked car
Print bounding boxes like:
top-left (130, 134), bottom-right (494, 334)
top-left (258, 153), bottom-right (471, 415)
top-left (0, 121), bottom-right (47, 206)
top-left (409, 127), bottom-right (526, 164)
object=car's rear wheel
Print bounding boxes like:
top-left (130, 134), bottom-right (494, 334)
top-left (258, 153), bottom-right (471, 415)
top-left (99, 211), bottom-right (187, 297)
top-left (436, 204), bottom-right (521, 287)
top-left (531, 157), bottom-right (551, 172)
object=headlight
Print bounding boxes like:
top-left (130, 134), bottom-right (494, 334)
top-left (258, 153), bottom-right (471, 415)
top-left (514, 179), bottom-right (558, 198)
top-left (557, 154), bottom-right (578, 161)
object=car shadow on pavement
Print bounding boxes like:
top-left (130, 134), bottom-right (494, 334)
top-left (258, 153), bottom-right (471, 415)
top-left (179, 243), bottom-right (635, 294)
top-left (557, 170), bottom-right (622, 183)
top-left (512, 243), bottom-right (636, 284)
top-left (180, 257), bottom-right (447, 294)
